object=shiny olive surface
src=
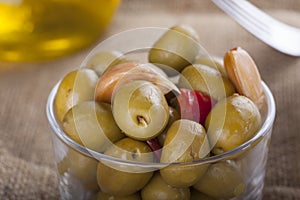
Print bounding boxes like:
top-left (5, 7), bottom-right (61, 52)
top-left (160, 119), bottom-right (210, 187)
top-left (58, 147), bottom-right (99, 191)
top-left (193, 161), bottom-right (245, 199)
top-left (62, 101), bottom-right (124, 152)
top-left (179, 64), bottom-right (235, 100)
top-left (54, 69), bottom-right (98, 122)
top-left (194, 56), bottom-right (227, 77)
top-left (149, 25), bottom-right (199, 76)
top-left (141, 173), bottom-right (190, 200)
top-left (97, 138), bottom-right (154, 196)
top-left (112, 80), bottom-right (169, 141)
top-left (92, 191), bottom-right (141, 200)
top-left (85, 51), bottom-right (126, 76)
top-left (205, 94), bottom-right (262, 154)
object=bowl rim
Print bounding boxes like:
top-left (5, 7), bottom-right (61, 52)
top-left (46, 79), bottom-right (276, 167)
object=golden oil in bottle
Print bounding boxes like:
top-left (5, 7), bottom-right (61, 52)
top-left (0, 0), bottom-right (120, 62)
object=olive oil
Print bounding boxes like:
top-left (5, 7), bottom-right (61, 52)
top-left (0, 0), bottom-right (120, 62)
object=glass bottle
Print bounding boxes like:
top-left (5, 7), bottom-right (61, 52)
top-left (0, 0), bottom-right (120, 62)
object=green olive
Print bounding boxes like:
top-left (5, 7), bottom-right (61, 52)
top-left (62, 101), bottom-right (124, 152)
top-left (179, 64), bottom-right (235, 100)
top-left (141, 173), bottom-right (190, 200)
top-left (149, 25), bottom-right (199, 76)
top-left (85, 51), bottom-right (127, 76)
top-left (194, 56), bottom-right (227, 77)
top-left (205, 94), bottom-right (262, 154)
top-left (157, 107), bottom-right (180, 146)
top-left (190, 189), bottom-right (216, 200)
top-left (97, 138), bottom-right (154, 196)
top-left (54, 69), bottom-right (98, 122)
top-left (160, 119), bottom-right (210, 187)
top-left (193, 161), bottom-right (245, 199)
top-left (91, 191), bottom-right (141, 200)
top-left (57, 147), bottom-right (98, 191)
top-left (112, 80), bottom-right (169, 141)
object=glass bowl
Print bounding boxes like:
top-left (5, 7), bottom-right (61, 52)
top-left (46, 27), bottom-right (276, 200)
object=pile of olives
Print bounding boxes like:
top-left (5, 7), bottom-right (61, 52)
top-left (54, 25), bottom-right (265, 200)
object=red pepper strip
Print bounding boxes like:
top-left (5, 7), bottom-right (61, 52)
top-left (177, 88), bottom-right (216, 125)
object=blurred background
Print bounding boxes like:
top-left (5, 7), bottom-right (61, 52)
top-left (0, 0), bottom-right (299, 199)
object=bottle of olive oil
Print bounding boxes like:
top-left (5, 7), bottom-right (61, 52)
top-left (0, 0), bottom-right (120, 62)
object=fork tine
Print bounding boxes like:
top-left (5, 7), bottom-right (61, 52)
top-left (213, 0), bottom-right (300, 56)
top-left (213, 0), bottom-right (267, 32)
top-left (235, 0), bottom-right (280, 27)
top-left (213, 0), bottom-right (269, 37)
top-left (225, 0), bottom-right (270, 32)
top-left (213, 0), bottom-right (273, 38)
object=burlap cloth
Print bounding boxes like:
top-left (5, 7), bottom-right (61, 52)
top-left (0, 0), bottom-right (299, 199)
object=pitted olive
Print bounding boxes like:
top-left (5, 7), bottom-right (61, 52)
top-left (205, 94), bottom-right (262, 154)
top-left (85, 51), bottom-right (126, 76)
top-left (179, 64), bottom-right (235, 100)
top-left (112, 80), bottom-right (169, 141)
top-left (57, 147), bottom-right (98, 191)
top-left (149, 25), bottom-right (199, 76)
top-left (194, 56), bottom-right (227, 77)
top-left (160, 119), bottom-right (210, 187)
top-left (54, 69), bottom-right (98, 122)
top-left (141, 173), bottom-right (190, 200)
top-left (97, 138), bottom-right (154, 196)
top-left (62, 101), bottom-right (124, 152)
top-left (193, 161), bottom-right (245, 199)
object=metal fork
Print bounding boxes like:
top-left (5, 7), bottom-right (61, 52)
top-left (212, 0), bottom-right (300, 56)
